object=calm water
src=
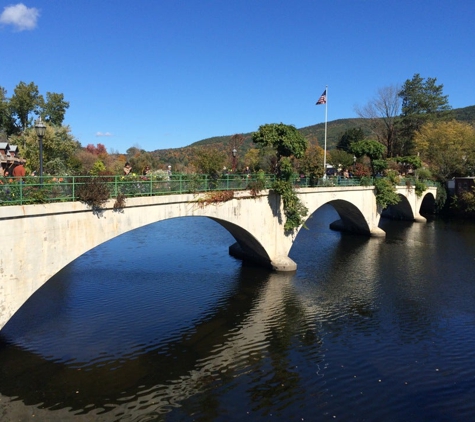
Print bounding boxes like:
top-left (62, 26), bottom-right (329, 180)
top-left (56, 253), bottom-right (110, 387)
top-left (1, 206), bottom-right (475, 421)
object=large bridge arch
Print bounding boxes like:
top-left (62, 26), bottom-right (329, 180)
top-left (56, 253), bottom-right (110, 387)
top-left (0, 191), bottom-right (292, 330)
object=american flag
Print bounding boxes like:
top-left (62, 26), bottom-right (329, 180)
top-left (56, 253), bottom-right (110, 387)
top-left (316, 89), bottom-right (327, 105)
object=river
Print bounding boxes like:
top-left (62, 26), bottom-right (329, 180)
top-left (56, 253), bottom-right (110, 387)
top-left (1, 205), bottom-right (475, 421)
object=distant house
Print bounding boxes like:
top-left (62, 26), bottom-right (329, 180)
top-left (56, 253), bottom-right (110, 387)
top-left (454, 177), bottom-right (475, 196)
top-left (9, 144), bottom-right (19, 158)
top-left (0, 141), bottom-right (24, 169)
top-left (0, 142), bottom-right (11, 164)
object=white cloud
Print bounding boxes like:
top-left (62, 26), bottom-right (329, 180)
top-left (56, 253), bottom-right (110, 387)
top-left (0, 3), bottom-right (39, 31)
top-left (95, 132), bottom-right (113, 137)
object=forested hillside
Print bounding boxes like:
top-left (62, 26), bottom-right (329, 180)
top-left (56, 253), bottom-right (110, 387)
top-left (150, 105), bottom-right (475, 170)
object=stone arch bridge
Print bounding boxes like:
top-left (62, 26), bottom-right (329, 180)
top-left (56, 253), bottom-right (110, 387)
top-left (0, 185), bottom-right (436, 331)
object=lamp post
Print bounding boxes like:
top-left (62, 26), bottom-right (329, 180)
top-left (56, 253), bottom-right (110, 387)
top-left (353, 155), bottom-right (356, 173)
top-left (35, 117), bottom-right (46, 184)
top-left (232, 148), bottom-right (237, 172)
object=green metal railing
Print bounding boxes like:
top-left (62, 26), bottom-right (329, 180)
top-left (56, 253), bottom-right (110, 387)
top-left (0, 173), bottom-right (437, 206)
top-left (0, 173), bottom-right (273, 206)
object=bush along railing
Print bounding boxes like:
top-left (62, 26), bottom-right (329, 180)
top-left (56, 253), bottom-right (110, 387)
top-left (76, 177), bottom-right (111, 210)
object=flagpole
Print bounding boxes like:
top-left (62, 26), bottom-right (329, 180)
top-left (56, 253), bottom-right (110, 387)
top-left (323, 85), bottom-right (328, 179)
top-left (316, 86), bottom-right (328, 178)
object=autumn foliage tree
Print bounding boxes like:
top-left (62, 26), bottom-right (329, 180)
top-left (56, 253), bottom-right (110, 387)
top-left (192, 147), bottom-right (227, 177)
top-left (298, 144), bottom-right (324, 185)
top-left (414, 120), bottom-right (475, 182)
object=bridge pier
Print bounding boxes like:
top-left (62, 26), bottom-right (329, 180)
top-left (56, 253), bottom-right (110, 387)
top-left (229, 242), bottom-right (297, 272)
top-left (329, 219), bottom-right (386, 237)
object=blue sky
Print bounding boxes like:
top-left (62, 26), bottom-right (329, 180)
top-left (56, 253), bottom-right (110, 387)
top-left (1, 1), bottom-right (474, 154)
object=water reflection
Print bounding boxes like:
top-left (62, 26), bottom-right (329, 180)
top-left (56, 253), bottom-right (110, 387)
top-left (1, 211), bottom-right (475, 421)
top-left (0, 256), bottom-right (326, 420)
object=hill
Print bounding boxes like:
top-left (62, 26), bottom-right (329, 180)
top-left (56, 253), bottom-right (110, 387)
top-left (150, 105), bottom-right (475, 169)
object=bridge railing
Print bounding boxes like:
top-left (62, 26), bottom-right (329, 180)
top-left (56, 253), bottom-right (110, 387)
top-left (0, 173), bottom-right (437, 206)
top-left (0, 173), bottom-right (276, 206)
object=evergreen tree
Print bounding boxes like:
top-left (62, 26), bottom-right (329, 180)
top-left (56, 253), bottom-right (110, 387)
top-left (336, 127), bottom-right (364, 151)
top-left (398, 74), bottom-right (453, 154)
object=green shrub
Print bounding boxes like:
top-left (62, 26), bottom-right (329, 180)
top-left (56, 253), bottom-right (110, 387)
top-left (414, 180), bottom-right (427, 197)
top-left (272, 179), bottom-right (308, 231)
top-left (374, 178), bottom-right (400, 209)
top-left (359, 176), bottom-right (372, 186)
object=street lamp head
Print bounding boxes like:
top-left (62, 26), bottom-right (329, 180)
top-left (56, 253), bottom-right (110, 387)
top-left (232, 148), bottom-right (237, 157)
top-left (353, 155), bottom-right (357, 162)
top-left (35, 117), bottom-right (46, 138)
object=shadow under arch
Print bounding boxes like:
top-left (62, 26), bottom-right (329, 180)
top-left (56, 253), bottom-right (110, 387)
top-left (321, 199), bottom-right (372, 235)
top-left (208, 217), bottom-right (272, 269)
top-left (381, 194), bottom-right (414, 220)
top-left (420, 191), bottom-right (436, 216)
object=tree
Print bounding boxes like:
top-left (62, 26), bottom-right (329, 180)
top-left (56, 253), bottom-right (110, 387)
top-left (16, 123), bottom-right (80, 174)
top-left (252, 123), bottom-right (308, 181)
top-left (252, 123), bottom-right (308, 165)
top-left (336, 127), bottom-right (364, 152)
top-left (244, 148), bottom-right (260, 172)
top-left (0, 87), bottom-right (15, 134)
top-left (86, 143), bottom-right (107, 156)
top-left (193, 147), bottom-right (226, 176)
top-left (350, 140), bottom-right (386, 176)
top-left (414, 120), bottom-right (475, 182)
top-left (298, 144), bottom-right (324, 184)
top-left (89, 160), bottom-right (107, 175)
top-left (9, 81), bottom-right (43, 132)
top-left (398, 74), bottom-right (453, 154)
top-left (42, 92), bottom-right (69, 126)
top-left (328, 149), bottom-right (355, 170)
top-left (355, 85), bottom-right (401, 157)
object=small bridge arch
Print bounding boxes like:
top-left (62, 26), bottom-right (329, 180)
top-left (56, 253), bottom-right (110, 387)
top-left (383, 188), bottom-right (437, 222)
top-left (297, 186), bottom-right (386, 238)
